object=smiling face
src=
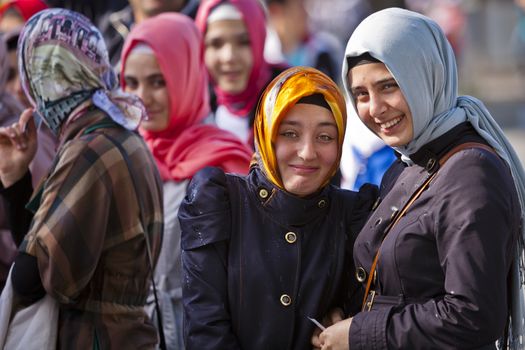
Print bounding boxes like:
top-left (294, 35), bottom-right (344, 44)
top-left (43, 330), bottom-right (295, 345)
top-left (274, 103), bottom-right (338, 197)
top-left (204, 19), bottom-right (253, 94)
top-left (123, 52), bottom-right (170, 132)
top-left (348, 62), bottom-right (413, 147)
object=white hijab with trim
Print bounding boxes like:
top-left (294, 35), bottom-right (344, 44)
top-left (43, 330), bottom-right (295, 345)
top-left (342, 7), bottom-right (525, 346)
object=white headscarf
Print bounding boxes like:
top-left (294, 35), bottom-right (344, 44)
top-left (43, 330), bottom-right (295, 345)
top-left (342, 8), bottom-right (525, 345)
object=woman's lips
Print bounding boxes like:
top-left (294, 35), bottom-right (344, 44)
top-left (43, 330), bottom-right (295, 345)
top-left (290, 164), bottom-right (319, 174)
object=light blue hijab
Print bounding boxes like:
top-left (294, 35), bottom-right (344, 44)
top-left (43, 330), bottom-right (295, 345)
top-left (342, 7), bottom-right (525, 346)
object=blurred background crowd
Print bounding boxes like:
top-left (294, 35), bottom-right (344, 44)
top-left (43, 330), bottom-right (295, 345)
top-left (0, 0), bottom-right (523, 152)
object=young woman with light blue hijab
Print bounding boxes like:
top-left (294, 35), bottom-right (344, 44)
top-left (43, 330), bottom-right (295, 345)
top-left (312, 7), bottom-right (525, 350)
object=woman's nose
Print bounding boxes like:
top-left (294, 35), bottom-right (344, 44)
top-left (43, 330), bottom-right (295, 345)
top-left (369, 93), bottom-right (387, 117)
top-left (220, 43), bottom-right (235, 62)
top-left (297, 139), bottom-right (317, 161)
top-left (136, 85), bottom-right (151, 106)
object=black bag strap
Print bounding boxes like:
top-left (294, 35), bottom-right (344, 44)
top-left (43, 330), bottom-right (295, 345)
top-left (85, 124), bottom-right (167, 350)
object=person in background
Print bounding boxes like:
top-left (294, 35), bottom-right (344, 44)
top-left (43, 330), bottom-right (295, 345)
top-left (100, 0), bottom-right (200, 67)
top-left (0, 35), bottom-right (23, 293)
top-left (0, 31), bottom-right (22, 127)
top-left (0, 0), bottom-right (50, 107)
top-left (179, 66), bottom-right (377, 349)
top-left (120, 12), bottom-right (253, 350)
top-left (0, 0), bottom-right (47, 32)
top-left (405, 0), bottom-right (465, 58)
top-left (3, 27), bottom-right (29, 108)
top-left (45, 0), bottom-right (128, 26)
top-left (302, 0), bottom-right (406, 51)
top-left (195, 0), bottom-right (286, 148)
top-left (264, 0), bottom-right (343, 83)
top-left (313, 8), bottom-right (525, 349)
top-left (0, 9), bottom-right (164, 348)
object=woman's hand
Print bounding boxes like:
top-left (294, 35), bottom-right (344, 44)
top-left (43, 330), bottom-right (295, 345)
top-left (311, 308), bottom-right (344, 349)
top-left (0, 109), bottom-right (38, 187)
top-left (318, 317), bottom-right (352, 350)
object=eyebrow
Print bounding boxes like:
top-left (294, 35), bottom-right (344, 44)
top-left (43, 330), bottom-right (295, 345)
top-left (205, 31), bottom-right (249, 42)
top-left (279, 120), bottom-right (337, 128)
top-left (351, 77), bottom-right (396, 91)
top-left (124, 73), bottom-right (164, 80)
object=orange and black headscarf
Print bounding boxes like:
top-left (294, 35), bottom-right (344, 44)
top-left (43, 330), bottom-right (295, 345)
top-left (254, 66), bottom-right (346, 190)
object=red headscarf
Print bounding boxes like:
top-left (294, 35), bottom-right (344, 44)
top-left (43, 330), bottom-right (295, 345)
top-left (0, 0), bottom-right (48, 21)
top-left (195, 0), bottom-right (271, 117)
top-left (121, 13), bottom-right (253, 181)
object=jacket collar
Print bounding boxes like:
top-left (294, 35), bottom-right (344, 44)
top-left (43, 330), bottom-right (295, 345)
top-left (58, 107), bottom-right (109, 147)
top-left (409, 122), bottom-right (486, 172)
top-left (248, 167), bottom-right (331, 226)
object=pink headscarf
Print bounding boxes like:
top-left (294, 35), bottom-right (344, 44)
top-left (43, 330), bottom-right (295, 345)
top-left (121, 13), bottom-right (253, 181)
top-left (0, 0), bottom-right (48, 21)
top-left (195, 0), bottom-right (271, 117)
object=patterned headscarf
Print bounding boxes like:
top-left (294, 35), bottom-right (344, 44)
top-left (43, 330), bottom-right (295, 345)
top-left (195, 0), bottom-right (271, 117)
top-left (0, 0), bottom-right (48, 21)
top-left (18, 8), bottom-right (144, 134)
top-left (254, 66), bottom-right (346, 190)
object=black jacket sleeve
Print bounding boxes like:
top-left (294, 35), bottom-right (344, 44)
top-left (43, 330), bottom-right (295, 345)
top-left (179, 167), bottom-right (241, 350)
top-left (11, 252), bottom-right (46, 305)
top-left (0, 171), bottom-right (34, 246)
top-left (1, 172), bottom-right (45, 304)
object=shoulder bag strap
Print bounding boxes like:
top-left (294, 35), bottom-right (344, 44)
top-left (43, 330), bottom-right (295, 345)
top-left (361, 142), bottom-right (496, 310)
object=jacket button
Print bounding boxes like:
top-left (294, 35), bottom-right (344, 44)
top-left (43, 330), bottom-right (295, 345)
top-left (280, 294), bottom-right (292, 306)
top-left (356, 267), bottom-right (367, 283)
top-left (259, 188), bottom-right (269, 199)
top-left (285, 232), bottom-right (297, 244)
top-left (318, 199), bottom-right (327, 208)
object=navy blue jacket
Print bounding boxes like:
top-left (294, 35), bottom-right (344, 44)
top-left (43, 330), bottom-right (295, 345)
top-left (179, 166), bottom-right (376, 350)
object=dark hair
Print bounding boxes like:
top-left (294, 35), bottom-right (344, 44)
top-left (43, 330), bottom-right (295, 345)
top-left (296, 93), bottom-right (330, 110)
top-left (263, 0), bottom-right (287, 5)
top-left (5, 32), bottom-right (19, 51)
top-left (346, 52), bottom-right (381, 70)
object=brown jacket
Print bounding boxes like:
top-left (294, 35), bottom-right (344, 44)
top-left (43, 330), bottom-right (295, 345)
top-left (21, 109), bottom-right (164, 349)
top-left (350, 123), bottom-right (520, 349)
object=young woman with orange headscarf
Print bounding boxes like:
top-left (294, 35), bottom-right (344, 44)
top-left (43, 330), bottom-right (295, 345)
top-left (178, 66), bottom-right (377, 349)
top-left (120, 12), bottom-right (253, 349)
